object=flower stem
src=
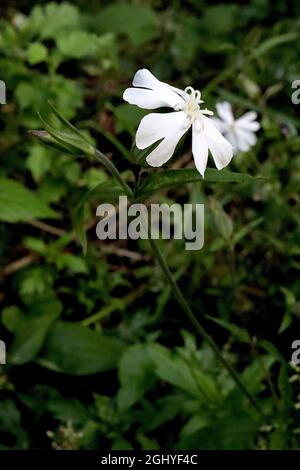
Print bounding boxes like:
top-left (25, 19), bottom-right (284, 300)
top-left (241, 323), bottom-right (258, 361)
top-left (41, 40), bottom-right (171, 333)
top-left (91, 148), bottom-right (267, 422)
top-left (148, 235), bottom-right (267, 422)
top-left (94, 149), bottom-right (133, 198)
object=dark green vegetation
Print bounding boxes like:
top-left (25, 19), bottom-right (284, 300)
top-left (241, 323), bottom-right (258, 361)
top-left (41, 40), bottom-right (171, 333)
top-left (1, 0), bottom-right (300, 450)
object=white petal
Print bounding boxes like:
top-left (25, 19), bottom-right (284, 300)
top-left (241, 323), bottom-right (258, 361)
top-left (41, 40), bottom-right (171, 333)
top-left (192, 125), bottom-right (208, 177)
top-left (212, 117), bottom-right (227, 133)
top-left (235, 128), bottom-right (257, 151)
top-left (146, 139), bottom-right (180, 167)
top-left (133, 68), bottom-right (185, 98)
top-left (165, 84), bottom-right (186, 99)
top-left (125, 68), bottom-right (184, 109)
top-left (136, 111), bottom-right (187, 149)
top-left (236, 111), bottom-right (260, 132)
top-left (123, 85), bottom-right (183, 110)
top-left (216, 102), bottom-right (234, 124)
top-left (141, 111), bottom-right (189, 167)
top-left (202, 116), bottom-right (233, 170)
top-left (224, 131), bottom-right (240, 154)
top-left (132, 68), bottom-right (161, 89)
top-left (123, 88), bottom-right (173, 110)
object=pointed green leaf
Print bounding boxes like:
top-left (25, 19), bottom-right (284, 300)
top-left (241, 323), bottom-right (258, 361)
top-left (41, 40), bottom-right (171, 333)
top-left (206, 315), bottom-right (251, 344)
top-left (139, 168), bottom-right (265, 198)
top-left (38, 113), bottom-right (94, 156)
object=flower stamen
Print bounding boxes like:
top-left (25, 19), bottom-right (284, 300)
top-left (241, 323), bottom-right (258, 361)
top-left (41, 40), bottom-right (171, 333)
top-left (181, 86), bottom-right (213, 125)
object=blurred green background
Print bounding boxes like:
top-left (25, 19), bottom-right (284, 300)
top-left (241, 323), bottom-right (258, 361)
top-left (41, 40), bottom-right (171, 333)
top-left (1, 0), bottom-right (300, 450)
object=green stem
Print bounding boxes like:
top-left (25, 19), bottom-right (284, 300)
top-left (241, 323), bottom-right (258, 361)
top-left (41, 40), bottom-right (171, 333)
top-left (94, 149), bottom-right (133, 198)
top-left (91, 147), bottom-right (267, 422)
top-left (87, 121), bottom-right (131, 161)
top-left (148, 235), bottom-right (267, 422)
top-left (81, 286), bottom-right (145, 327)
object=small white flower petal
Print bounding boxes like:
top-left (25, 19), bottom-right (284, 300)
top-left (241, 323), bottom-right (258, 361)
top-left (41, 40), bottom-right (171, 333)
top-left (224, 131), bottom-right (240, 154)
top-left (133, 68), bottom-right (185, 98)
top-left (146, 139), bottom-right (179, 167)
top-left (202, 116), bottom-right (233, 170)
top-left (235, 112), bottom-right (260, 132)
top-left (123, 88), bottom-right (173, 110)
top-left (235, 128), bottom-right (257, 151)
top-left (136, 111), bottom-right (187, 149)
top-left (140, 111), bottom-right (189, 167)
top-left (124, 68), bottom-right (184, 110)
top-left (132, 68), bottom-right (161, 89)
top-left (214, 103), bottom-right (260, 154)
top-left (192, 125), bottom-right (208, 177)
top-left (212, 117), bottom-right (227, 133)
top-left (216, 102), bottom-right (234, 124)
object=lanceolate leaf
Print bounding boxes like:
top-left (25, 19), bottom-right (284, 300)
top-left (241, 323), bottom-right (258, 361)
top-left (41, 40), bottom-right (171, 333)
top-left (206, 315), bottom-right (251, 344)
top-left (38, 113), bottom-right (94, 156)
top-left (47, 101), bottom-right (91, 144)
top-left (139, 168), bottom-right (264, 198)
top-left (30, 130), bottom-right (77, 155)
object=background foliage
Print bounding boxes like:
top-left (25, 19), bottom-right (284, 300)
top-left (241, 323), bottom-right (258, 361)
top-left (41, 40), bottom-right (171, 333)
top-left (1, 0), bottom-right (300, 450)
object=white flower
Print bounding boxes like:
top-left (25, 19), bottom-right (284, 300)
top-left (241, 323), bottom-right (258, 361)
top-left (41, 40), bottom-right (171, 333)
top-left (123, 69), bottom-right (233, 177)
top-left (214, 102), bottom-right (260, 153)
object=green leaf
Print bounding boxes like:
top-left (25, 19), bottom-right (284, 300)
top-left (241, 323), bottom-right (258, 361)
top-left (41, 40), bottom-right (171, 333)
top-left (39, 322), bottom-right (125, 375)
top-left (259, 340), bottom-right (285, 364)
top-left (206, 315), bottom-right (251, 344)
top-left (95, 4), bottom-right (157, 44)
top-left (15, 81), bottom-right (47, 110)
top-left (0, 400), bottom-right (21, 434)
top-left (241, 356), bottom-right (275, 394)
top-left (56, 31), bottom-right (98, 59)
top-left (74, 203), bottom-right (88, 256)
top-left (27, 42), bottom-right (48, 65)
top-left (277, 364), bottom-right (293, 414)
top-left (278, 287), bottom-right (296, 333)
top-left (232, 217), bottom-right (264, 245)
top-left (47, 101), bottom-right (90, 142)
top-left (0, 177), bottom-right (59, 222)
top-left (29, 3), bottom-right (80, 40)
top-left (201, 5), bottom-right (239, 35)
top-left (0, 400), bottom-right (28, 449)
top-left (30, 130), bottom-right (77, 155)
top-left (26, 144), bottom-right (52, 182)
top-left (278, 313), bottom-right (292, 335)
top-left (250, 32), bottom-right (300, 59)
top-left (44, 389), bottom-right (88, 423)
top-left (37, 112), bottom-right (94, 156)
top-left (56, 253), bottom-right (88, 274)
top-left (10, 299), bottom-right (61, 365)
top-left (148, 344), bottom-right (220, 402)
top-left (208, 197), bottom-right (233, 241)
top-left (117, 344), bottom-right (156, 411)
top-left (178, 413), bottom-right (257, 450)
top-left (139, 168), bottom-right (264, 198)
top-left (180, 415), bottom-right (209, 438)
top-left (1, 306), bottom-right (23, 333)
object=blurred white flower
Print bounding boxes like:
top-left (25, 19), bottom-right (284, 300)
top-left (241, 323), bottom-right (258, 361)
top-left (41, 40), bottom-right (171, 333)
top-left (123, 69), bottom-right (233, 176)
top-left (214, 102), bottom-right (260, 153)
